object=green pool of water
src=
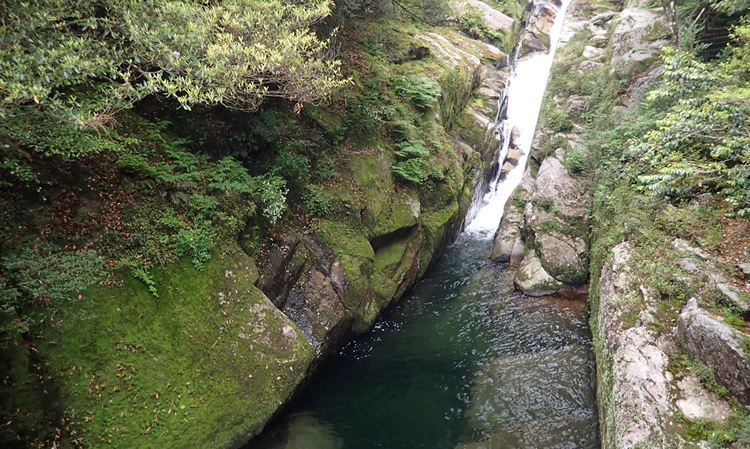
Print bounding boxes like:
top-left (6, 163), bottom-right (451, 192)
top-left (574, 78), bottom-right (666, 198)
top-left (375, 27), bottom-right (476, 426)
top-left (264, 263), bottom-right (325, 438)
top-left (247, 235), bottom-right (598, 449)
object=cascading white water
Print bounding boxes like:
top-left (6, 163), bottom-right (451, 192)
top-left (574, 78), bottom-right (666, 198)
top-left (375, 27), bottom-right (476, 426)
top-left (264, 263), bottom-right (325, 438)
top-left (465, 0), bottom-right (573, 238)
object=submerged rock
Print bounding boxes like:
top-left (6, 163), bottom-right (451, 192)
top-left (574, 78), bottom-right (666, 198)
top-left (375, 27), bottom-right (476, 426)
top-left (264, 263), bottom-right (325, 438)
top-left (267, 412), bottom-right (344, 449)
top-left (464, 344), bottom-right (597, 448)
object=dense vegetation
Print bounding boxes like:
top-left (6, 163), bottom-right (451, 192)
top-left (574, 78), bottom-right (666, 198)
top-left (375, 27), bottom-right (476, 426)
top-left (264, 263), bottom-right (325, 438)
top-left (0, 0), bottom-right (527, 447)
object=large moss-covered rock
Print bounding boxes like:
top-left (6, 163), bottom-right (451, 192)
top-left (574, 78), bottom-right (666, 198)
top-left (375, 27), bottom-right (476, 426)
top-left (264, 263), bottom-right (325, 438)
top-left (17, 247), bottom-right (315, 449)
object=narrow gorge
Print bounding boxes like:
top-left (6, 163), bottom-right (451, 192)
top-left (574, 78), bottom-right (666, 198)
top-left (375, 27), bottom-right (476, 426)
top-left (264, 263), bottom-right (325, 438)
top-left (1, 0), bottom-right (750, 448)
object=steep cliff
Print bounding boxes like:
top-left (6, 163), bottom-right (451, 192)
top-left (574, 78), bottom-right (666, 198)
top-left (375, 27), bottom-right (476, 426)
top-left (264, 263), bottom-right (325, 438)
top-left (0, 3), bottom-right (527, 448)
top-left (493, 0), bottom-right (750, 447)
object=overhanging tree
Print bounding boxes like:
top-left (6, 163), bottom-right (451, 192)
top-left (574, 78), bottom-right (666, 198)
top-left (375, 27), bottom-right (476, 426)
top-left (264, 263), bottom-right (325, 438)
top-left (0, 0), bottom-right (346, 125)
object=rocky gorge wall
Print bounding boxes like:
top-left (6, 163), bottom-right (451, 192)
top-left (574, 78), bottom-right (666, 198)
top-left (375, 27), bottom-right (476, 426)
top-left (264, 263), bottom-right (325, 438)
top-left (0, 2), bottom-right (565, 448)
top-left (492, 0), bottom-right (750, 447)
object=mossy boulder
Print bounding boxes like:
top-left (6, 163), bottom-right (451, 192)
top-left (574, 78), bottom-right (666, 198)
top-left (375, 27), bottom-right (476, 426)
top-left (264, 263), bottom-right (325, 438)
top-left (8, 247), bottom-right (315, 449)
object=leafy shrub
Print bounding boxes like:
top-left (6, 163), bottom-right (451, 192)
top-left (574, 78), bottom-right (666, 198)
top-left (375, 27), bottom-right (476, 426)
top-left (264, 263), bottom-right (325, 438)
top-left (302, 185), bottom-right (333, 217)
top-left (0, 0), bottom-right (345, 122)
top-left (393, 157), bottom-right (430, 184)
top-left (254, 175), bottom-right (288, 223)
top-left (543, 105), bottom-right (573, 133)
top-left (390, 75), bottom-right (441, 110)
top-left (268, 149), bottom-right (311, 190)
top-left (1, 246), bottom-right (105, 333)
top-left (564, 148), bottom-right (591, 175)
top-left (633, 48), bottom-right (750, 217)
top-left (312, 155), bottom-right (338, 183)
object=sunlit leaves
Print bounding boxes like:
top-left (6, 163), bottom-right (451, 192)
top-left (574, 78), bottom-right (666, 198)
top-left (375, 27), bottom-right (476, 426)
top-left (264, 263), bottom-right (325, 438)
top-left (634, 47), bottom-right (750, 217)
top-left (0, 0), bottom-right (346, 123)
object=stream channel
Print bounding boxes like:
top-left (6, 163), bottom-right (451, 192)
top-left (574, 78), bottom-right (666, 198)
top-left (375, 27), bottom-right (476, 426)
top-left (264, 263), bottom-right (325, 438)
top-left (247, 1), bottom-right (599, 446)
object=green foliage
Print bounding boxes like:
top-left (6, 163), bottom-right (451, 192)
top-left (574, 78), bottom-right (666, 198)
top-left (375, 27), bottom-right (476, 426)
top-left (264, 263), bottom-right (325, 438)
top-left (488, 0), bottom-right (524, 20)
top-left (633, 48), bottom-right (750, 217)
top-left (302, 185), bottom-right (333, 217)
top-left (392, 140), bottom-right (432, 184)
top-left (544, 106), bottom-right (574, 133)
top-left (712, 0), bottom-right (750, 15)
top-left (253, 175), bottom-right (288, 223)
top-left (268, 149), bottom-right (311, 190)
top-left (390, 75), bottom-right (441, 110)
top-left (564, 148), bottom-right (591, 175)
top-left (395, 139), bottom-right (431, 158)
top-left (460, 6), bottom-right (513, 51)
top-left (347, 79), bottom-right (388, 138)
top-left (1, 246), bottom-right (105, 333)
top-left (416, 0), bottom-right (455, 24)
top-left (0, 142), bottom-right (37, 187)
top-left (0, 0), bottom-right (345, 125)
top-left (393, 156), bottom-right (430, 184)
top-left (0, 106), bottom-right (134, 161)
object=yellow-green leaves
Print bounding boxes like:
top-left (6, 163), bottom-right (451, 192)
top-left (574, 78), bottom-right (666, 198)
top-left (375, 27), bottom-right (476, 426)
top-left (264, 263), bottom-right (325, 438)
top-left (0, 0), bottom-right (346, 123)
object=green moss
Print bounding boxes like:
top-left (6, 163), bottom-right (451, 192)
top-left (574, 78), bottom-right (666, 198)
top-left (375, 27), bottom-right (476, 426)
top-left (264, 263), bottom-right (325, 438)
top-left (315, 220), bottom-right (376, 330)
top-left (455, 107), bottom-right (489, 151)
top-left (438, 67), bottom-right (481, 132)
top-left (419, 200), bottom-right (460, 276)
top-left (303, 105), bottom-right (346, 141)
top-left (333, 146), bottom-right (392, 229)
top-left (372, 193), bottom-right (420, 238)
top-left (371, 233), bottom-right (420, 307)
top-left (9, 246), bottom-right (314, 449)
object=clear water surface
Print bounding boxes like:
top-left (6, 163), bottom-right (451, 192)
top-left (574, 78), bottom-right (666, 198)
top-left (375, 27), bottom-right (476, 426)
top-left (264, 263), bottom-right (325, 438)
top-left (246, 1), bottom-right (599, 446)
top-left (246, 235), bottom-right (598, 449)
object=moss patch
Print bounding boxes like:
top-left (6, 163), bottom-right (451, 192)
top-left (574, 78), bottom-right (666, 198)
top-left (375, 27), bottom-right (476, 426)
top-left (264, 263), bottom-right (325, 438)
top-left (315, 220), bottom-right (376, 330)
top-left (3, 246), bottom-right (313, 449)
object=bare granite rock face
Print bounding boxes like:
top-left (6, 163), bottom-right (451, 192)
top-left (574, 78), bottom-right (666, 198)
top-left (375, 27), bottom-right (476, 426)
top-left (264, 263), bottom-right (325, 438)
top-left (672, 239), bottom-right (750, 314)
top-left (675, 375), bottom-right (732, 423)
top-left (677, 298), bottom-right (750, 406)
top-left (595, 243), bottom-right (674, 449)
top-left (490, 200), bottom-right (525, 265)
top-left (536, 230), bottom-right (588, 284)
top-left (609, 7), bottom-right (670, 75)
top-left (516, 156), bottom-right (589, 290)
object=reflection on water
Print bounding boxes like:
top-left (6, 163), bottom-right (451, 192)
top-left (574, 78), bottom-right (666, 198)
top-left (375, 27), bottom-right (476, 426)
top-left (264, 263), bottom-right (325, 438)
top-left (252, 412), bottom-right (343, 449)
top-left (247, 236), bottom-right (598, 449)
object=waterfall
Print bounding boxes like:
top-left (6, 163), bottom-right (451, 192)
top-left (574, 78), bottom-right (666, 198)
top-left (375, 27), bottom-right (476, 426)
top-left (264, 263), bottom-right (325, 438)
top-left (465, 0), bottom-right (573, 238)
